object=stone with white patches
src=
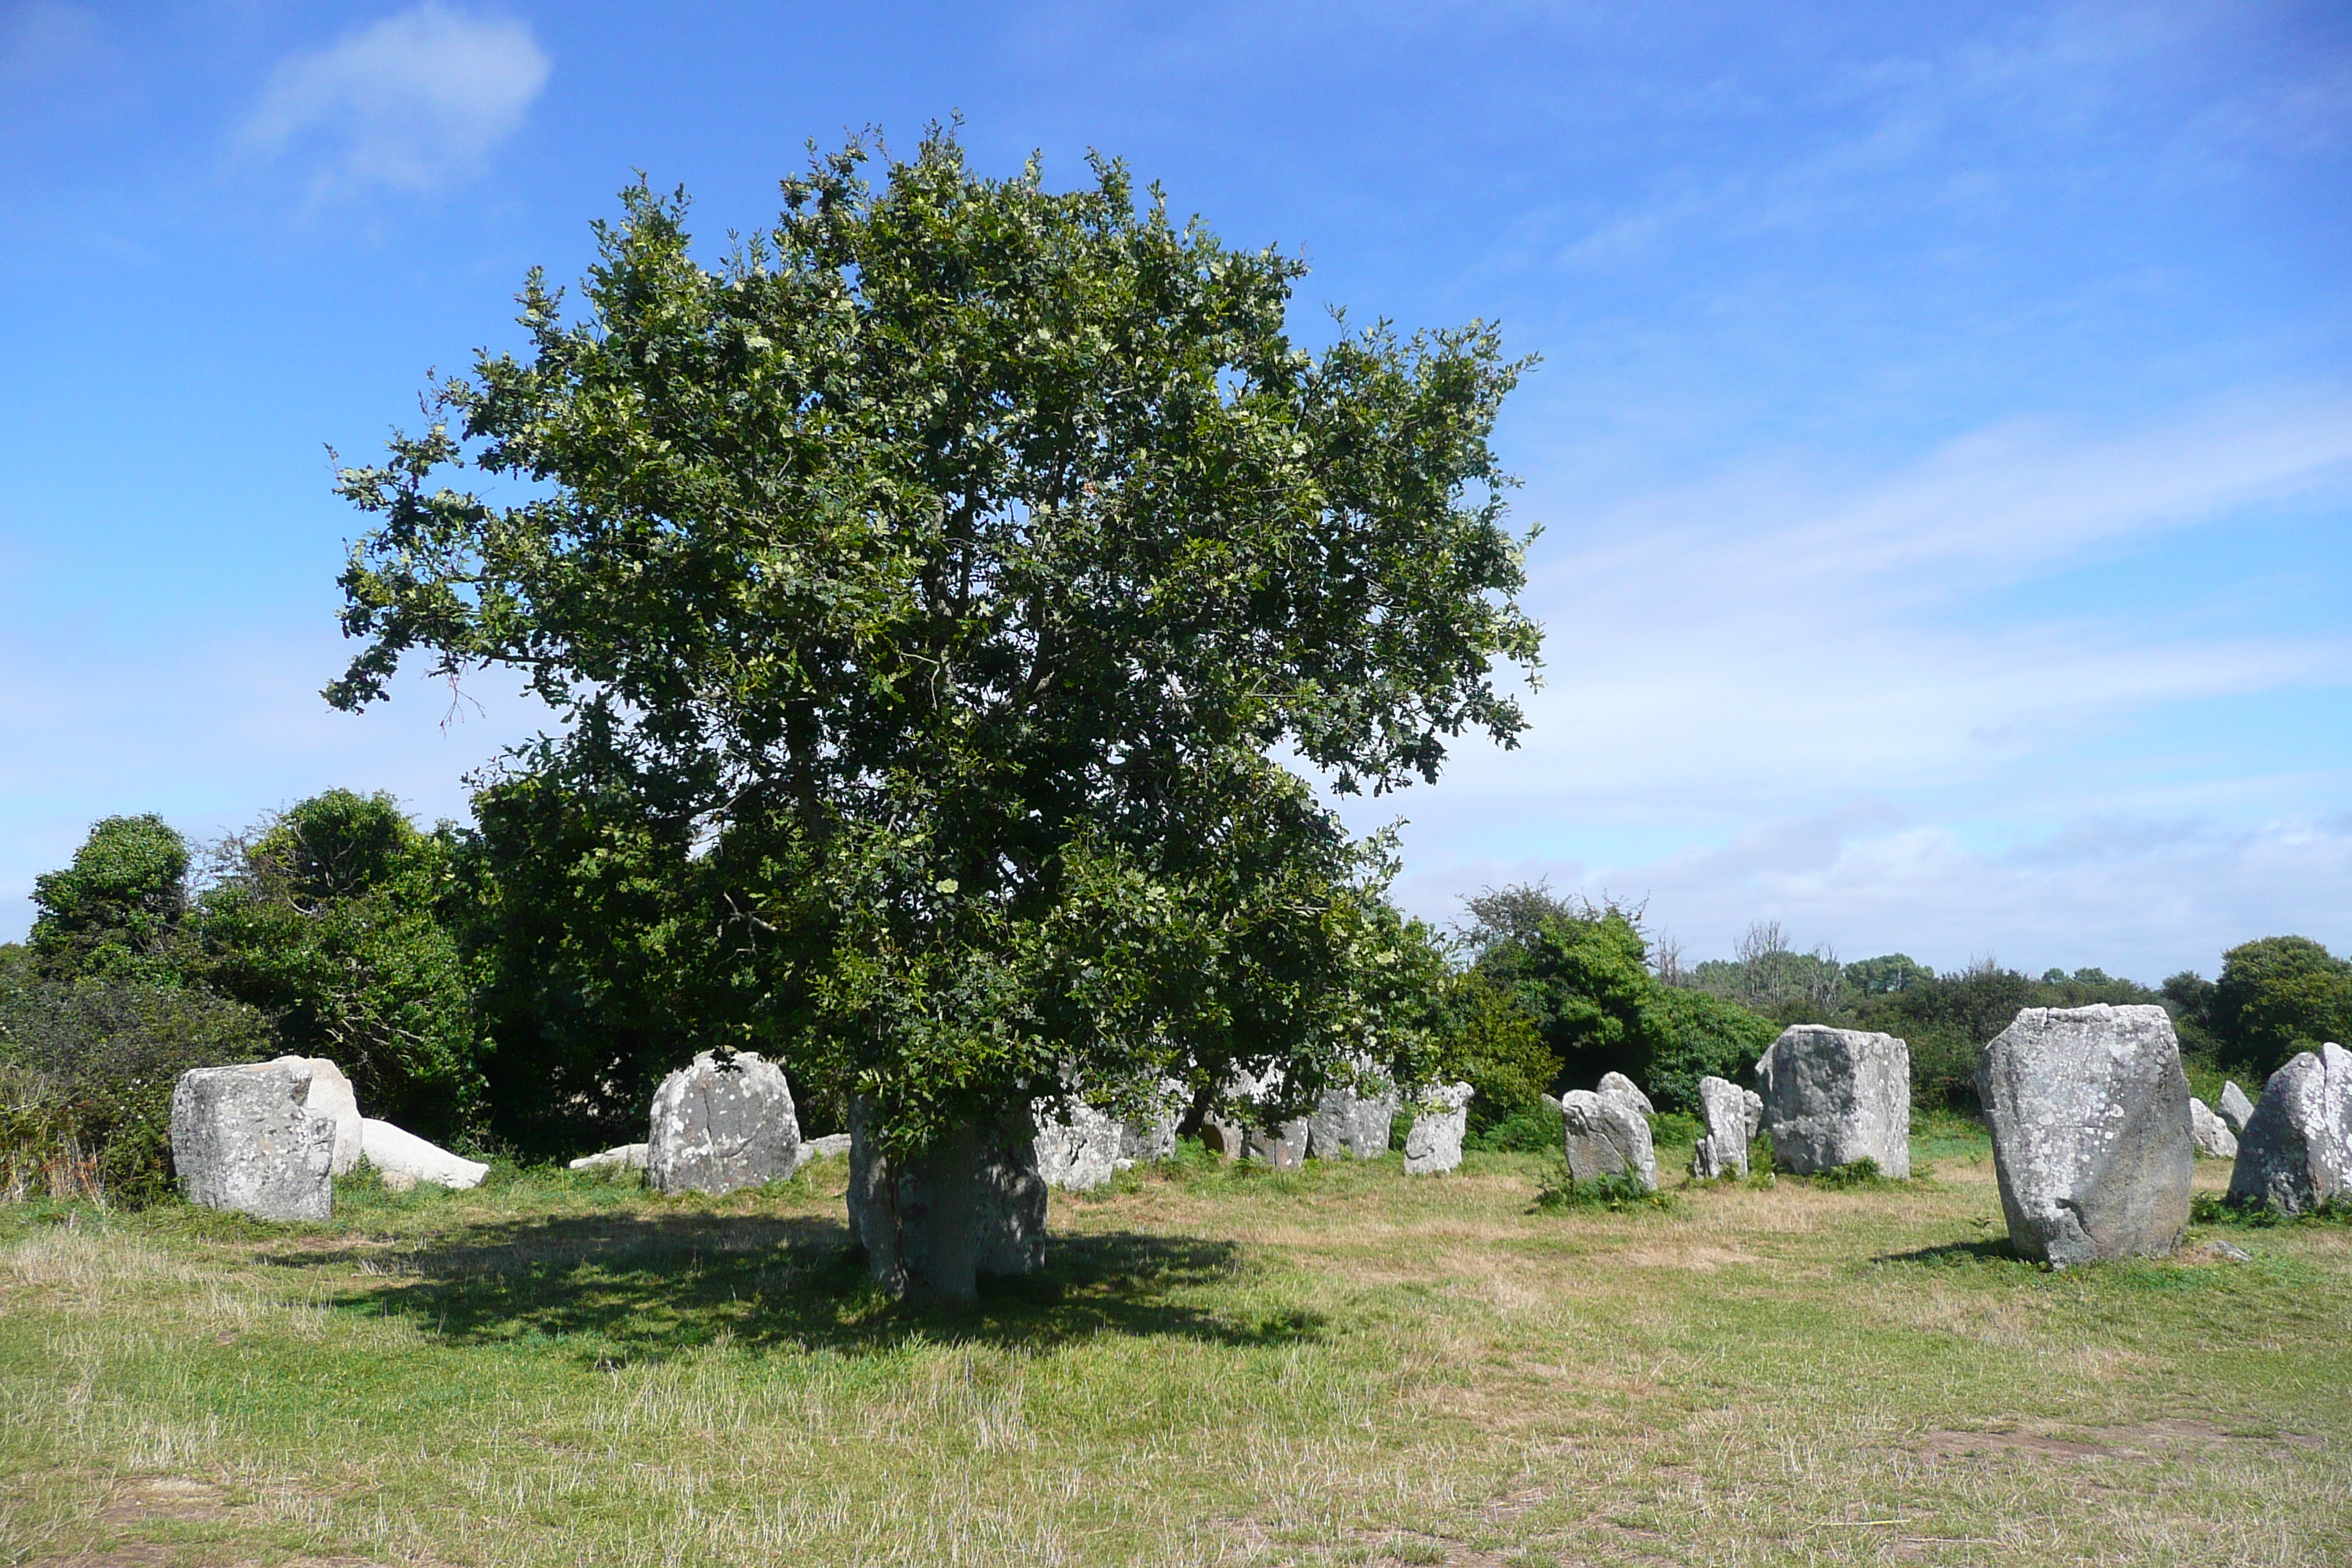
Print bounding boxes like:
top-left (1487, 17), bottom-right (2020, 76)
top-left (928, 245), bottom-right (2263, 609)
top-left (170, 1060), bottom-right (335, 1221)
top-left (645, 1050), bottom-right (801, 1196)
top-left (1757, 1026), bottom-right (1912, 1178)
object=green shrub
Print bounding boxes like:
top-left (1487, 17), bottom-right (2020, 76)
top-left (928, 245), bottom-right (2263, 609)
top-left (1464, 1102), bottom-right (1558, 1153)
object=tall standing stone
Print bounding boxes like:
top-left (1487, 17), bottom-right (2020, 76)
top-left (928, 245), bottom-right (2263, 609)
top-left (1741, 1087), bottom-right (1764, 1142)
top-left (1596, 1071), bottom-right (1655, 1117)
top-left (1757, 1026), bottom-right (1911, 1178)
top-left (2226, 1042), bottom-right (2352, 1215)
top-left (1308, 1085), bottom-right (1398, 1160)
top-left (170, 1060), bottom-right (334, 1221)
top-left (646, 1051), bottom-right (802, 1196)
top-left (1403, 1083), bottom-right (1472, 1175)
top-left (1978, 1005), bottom-right (2193, 1264)
top-left (847, 1098), bottom-right (1047, 1298)
top-left (2188, 1098), bottom-right (2239, 1160)
top-left (1558, 1090), bottom-right (1657, 1191)
top-left (2217, 1081), bottom-right (2255, 1136)
top-left (1691, 1076), bottom-right (1751, 1180)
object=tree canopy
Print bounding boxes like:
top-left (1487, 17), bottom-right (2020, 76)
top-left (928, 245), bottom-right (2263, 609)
top-left (326, 132), bottom-right (1542, 1180)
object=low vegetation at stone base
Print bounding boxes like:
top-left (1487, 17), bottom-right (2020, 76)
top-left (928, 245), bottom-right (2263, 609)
top-left (2193, 1190), bottom-right (2352, 1229)
top-left (4, 1132), bottom-right (2346, 1568)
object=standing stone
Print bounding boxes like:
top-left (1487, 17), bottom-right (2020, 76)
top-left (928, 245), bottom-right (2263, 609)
top-left (847, 1097), bottom-right (1047, 1298)
top-left (1033, 1101), bottom-right (1125, 1191)
top-left (1308, 1085), bottom-right (1398, 1160)
top-left (1243, 1119), bottom-right (1311, 1169)
top-left (1979, 1005), bottom-right (2193, 1264)
top-left (1741, 1088), bottom-right (1765, 1142)
top-left (2218, 1081), bottom-right (2256, 1136)
top-left (281, 1056), bottom-right (363, 1176)
top-left (1558, 1090), bottom-right (1656, 1191)
top-left (1692, 1076), bottom-right (1751, 1180)
top-left (646, 1050), bottom-right (802, 1196)
top-left (1596, 1071), bottom-right (1656, 1117)
top-left (360, 1119), bottom-right (489, 1191)
top-left (2226, 1042), bottom-right (2352, 1215)
top-left (1403, 1083), bottom-right (1473, 1175)
top-left (1757, 1026), bottom-right (1912, 1178)
top-left (1199, 1117), bottom-right (1246, 1159)
top-left (1119, 1082), bottom-right (1184, 1165)
top-left (2188, 1098), bottom-right (2239, 1161)
top-left (170, 1060), bottom-right (335, 1221)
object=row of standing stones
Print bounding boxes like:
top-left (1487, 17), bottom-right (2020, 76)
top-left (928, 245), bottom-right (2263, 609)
top-left (166, 1009), bottom-right (2351, 1281)
top-left (1550, 1006), bottom-right (2352, 1267)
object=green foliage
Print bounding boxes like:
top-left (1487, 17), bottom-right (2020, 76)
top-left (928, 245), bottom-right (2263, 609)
top-left (1431, 968), bottom-right (1559, 1134)
top-left (28, 815), bottom-right (191, 985)
top-left (0, 966), bottom-right (274, 1205)
top-left (1809, 1156), bottom-right (1894, 1189)
top-left (1464, 887), bottom-right (1774, 1111)
top-left (1844, 953), bottom-right (1933, 996)
top-left (1531, 1159), bottom-right (1679, 1213)
top-left (1463, 1103), bottom-right (1560, 1153)
top-left (192, 791), bottom-right (484, 1142)
top-left (2207, 935), bottom-right (2352, 1079)
top-left (323, 131), bottom-right (1539, 1171)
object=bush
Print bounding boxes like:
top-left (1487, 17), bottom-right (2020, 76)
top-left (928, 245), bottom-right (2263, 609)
top-left (1434, 971), bottom-right (1561, 1138)
top-left (0, 971), bottom-right (274, 1205)
top-left (2207, 936), bottom-right (2352, 1080)
top-left (1464, 1102), bottom-right (1558, 1153)
top-left (28, 815), bottom-right (191, 986)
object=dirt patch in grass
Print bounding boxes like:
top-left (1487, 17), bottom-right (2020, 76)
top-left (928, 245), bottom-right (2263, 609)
top-left (1918, 1418), bottom-right (2326, 1461)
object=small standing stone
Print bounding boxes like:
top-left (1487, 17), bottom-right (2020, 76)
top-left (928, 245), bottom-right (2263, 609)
top-left (1692, 1076), bottom-right (1751, 1180)
top-left (1033, 1101), bottom-right (1126, 1191)
top-left (1558, 1090), bottom-right (1657, 1191)
top-left (1403, 1083), bottom-right (1472, 1175)
top-left (1757, 1026), bottom-right (1912, 1178)
top-left (1308, 1085), bottom-right (1398, 1159)
top-left (2188, 1098), bottom-right (2238, 1161)
top-left (647, 1050), bottom-right (802, 1196)
top-left (1243, 1119), bottom-right (1311, 1169)
top-left (1741, 1087), bottom-right (1764, 1142)
top-left (847, 1099), bottom-right (1047, 1297)
top-left (1596, 1071), bottom-right (1655, 1117)
top-left (2218, 1081), bottom-right (2255, 1137)
top-left (1978, 1005), bottom-right (2192, 1264)
top-left (282, 1056), bottom-right (363, 1176)
top-left (2226, 1042), bottom-right (2352, 1215)
top-left (170, 1060), bottom-right (335, 1221)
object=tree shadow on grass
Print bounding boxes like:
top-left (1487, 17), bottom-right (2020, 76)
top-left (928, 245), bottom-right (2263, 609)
top-left (279, 1213), bottom-right (1313, 1363)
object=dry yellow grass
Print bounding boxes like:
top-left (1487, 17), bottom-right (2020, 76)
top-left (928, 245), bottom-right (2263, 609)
top-left (0, 1140), bottom-right (2345, 1567)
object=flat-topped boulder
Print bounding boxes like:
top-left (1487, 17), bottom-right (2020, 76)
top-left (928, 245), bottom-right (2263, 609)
top-left (1979, 1005), bottom-right (2191, 1264)
top-left (1558, 1089), bottom-right (1656, 1191)
top-left (1033, 1101), bottom-right (1125, 1191)
top-left (170, 1060), bottom-right (335, 1221)
top-left (2227, 1042), bottom-right (2352, 1215)
top-left (647, 1050), bottom-right (801, 1196)
top-left (1757, 1026), bottom-right (1911, 1177)
top-left (1691, 1076), bottom-right (1750, 1180)
top-left (361, 1119), bottom-right (489, 1191)
top-left (1403, 1083), bottom-right (1472, 1175)
top-left (1596, 1071), bottom-right (1654, 1117)
top-left (2189, 1098), bottom-right (2238, 1160)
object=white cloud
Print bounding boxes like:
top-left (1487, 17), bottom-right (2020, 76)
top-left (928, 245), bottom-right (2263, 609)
top-left (241, 4), bottom-right (549, 196)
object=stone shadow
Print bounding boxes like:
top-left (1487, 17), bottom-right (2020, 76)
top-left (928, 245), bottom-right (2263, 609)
top-left (279, 1212), bottom-right (1313, 1362)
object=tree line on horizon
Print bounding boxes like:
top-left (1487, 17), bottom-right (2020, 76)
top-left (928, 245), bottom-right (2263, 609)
top-left (6, 799), bottom-right (2345, 1203)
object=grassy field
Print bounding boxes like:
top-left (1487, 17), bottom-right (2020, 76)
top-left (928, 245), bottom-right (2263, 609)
top-left (1, 1126), bottom-right (2346, 1568)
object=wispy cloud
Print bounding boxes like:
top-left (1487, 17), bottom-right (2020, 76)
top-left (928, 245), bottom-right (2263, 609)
top-left (240, 4), bottom-right (549, 197)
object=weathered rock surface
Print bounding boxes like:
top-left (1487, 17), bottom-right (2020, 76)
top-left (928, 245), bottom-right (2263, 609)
top-left (1308, 1085), bottom-right (1398, 1160)
top-left (1033, 1101), bottom-right (1126, 1191)
top-left (568, 1142), bottom-right (649, 1172)
top-left (1119, 1084), bottom-right (1184, 1165)
top-left (170, 1060), bottom-right (334, 1221)
top-left (1741, 1087), bottom-right (1764, 1142)
top-left (280, 1056), bottom-right (363, 1176)
top-left (1692, 1076), bottom-right (1751, 1180)
top-left (847, 1098), bottom-right (1047, 1298)
top-left (2218, 1080), bottom-right (2255, 1136)
top-left (2226, 1042), bottom-right (2352, 1215)
top-left (1403, 1083), bottom-right (1472, 1175)
top-left (1558, 1090), bottom-right (1656, 1191)
top-left (1596, 1071), bottom-right (1655, 1117)
top-left (1979, 1005), bottom-right (2192, 1264)
top-left (800, 1133), bottom-right (851, 1161)
top-left (1757, 1026), bottom-right (1912, 1178)
top-left (1243, 1119), bottom-right (1311, 1169)
top-left (2188, 1098), bottom-right (2238, 1161)
top-left (361, 1119), bottom-right (489, 1191)
top-left (646, 1050), bottom-right (800, 1196)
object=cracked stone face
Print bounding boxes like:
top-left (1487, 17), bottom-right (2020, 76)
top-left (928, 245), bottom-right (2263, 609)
top-left (1757, 1026), bottom-right (1911, 1178)
top-left (2226, 1042), bottom-right (2352, 1216)
top-left (646, 1050), bottom-right (802, 1196)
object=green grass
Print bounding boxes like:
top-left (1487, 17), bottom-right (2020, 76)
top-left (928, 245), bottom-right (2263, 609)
top-left (1, 1137), bottom-right (2347, 1567)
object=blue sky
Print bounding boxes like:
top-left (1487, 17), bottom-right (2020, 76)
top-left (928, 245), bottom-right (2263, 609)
top-left (2, 0), bottom-right (2347, 979)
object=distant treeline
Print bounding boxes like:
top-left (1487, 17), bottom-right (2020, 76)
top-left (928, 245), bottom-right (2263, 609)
top-left (6, 797), bottom-right (2348, 1198)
